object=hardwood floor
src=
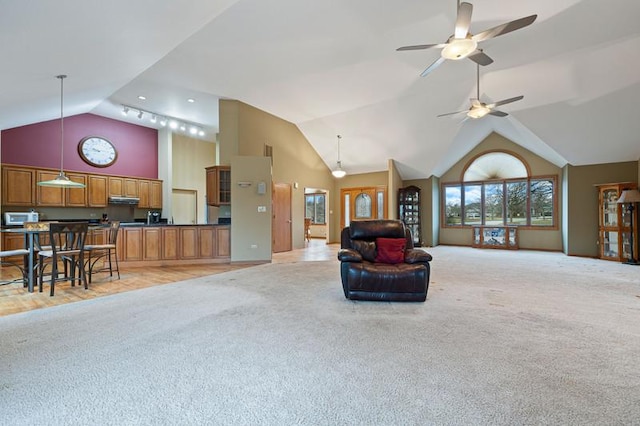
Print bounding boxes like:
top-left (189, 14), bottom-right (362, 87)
top-left (0, 239), bottom-right (338, 317)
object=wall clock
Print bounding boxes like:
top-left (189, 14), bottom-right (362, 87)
top-left (78, 136), bottom-right (118, 167)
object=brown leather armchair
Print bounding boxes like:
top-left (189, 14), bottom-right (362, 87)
top-left (338, 220), bottom-right (432, 302)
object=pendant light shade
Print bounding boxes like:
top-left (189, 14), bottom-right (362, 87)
top-left (332, 134), bottom-right (347, 178)
top-left (38, 75), bottom-right (85, 188)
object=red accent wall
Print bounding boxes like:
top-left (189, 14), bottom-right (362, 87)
top-left (1, 113), bottom-right (158, 178)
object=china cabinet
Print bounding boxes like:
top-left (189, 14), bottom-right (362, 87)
top-left (596, 182), bottom-right (638, 262)
top-left (398, 185), bottom-right (422, 246)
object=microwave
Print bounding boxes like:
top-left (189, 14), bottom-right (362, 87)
top-left (4, 212), bottom-right (39, 226)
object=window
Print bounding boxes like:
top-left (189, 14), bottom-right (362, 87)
top-left (305, 193), bottom-right (326, 224)
top-left (442, 151), bottom-right (556, 228)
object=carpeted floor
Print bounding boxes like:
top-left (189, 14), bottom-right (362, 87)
top-left (1, 246), bottom-right (639, 425)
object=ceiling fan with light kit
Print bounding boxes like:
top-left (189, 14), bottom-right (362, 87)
top-left (396, 1), bottom-right (537, 77)
top-left (437, 61), bottom-right (523, 119)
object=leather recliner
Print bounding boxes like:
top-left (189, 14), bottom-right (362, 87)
top-left (338, 220), bottom-right (433, 302)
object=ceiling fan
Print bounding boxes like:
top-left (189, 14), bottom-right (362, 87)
top-left (437, 62), bottom-right (523, 119)
top-left (396, 1), bottom-right (537, 77)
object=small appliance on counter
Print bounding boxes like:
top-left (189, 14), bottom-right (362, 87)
top-left (146, 211), bottom-right (161, 225)
top-left (4, 211), bottom-right (39, 226)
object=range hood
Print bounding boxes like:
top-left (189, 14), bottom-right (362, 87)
top-left (108, 196), bottom-right (140, 205)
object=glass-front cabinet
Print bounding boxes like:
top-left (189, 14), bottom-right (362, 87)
top-left (596, 182), bottom-right (637, 262)
top-left (398, 186), bottom-right (421, 246)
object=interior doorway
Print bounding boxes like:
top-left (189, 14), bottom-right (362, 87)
top-left (304, 188), bottom-right (329, 244)
top-left (172, 189), bottom-right (197, 225)
top-left (272, 183), bottom-right (292, 253)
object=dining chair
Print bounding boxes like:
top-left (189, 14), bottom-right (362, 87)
top-left (37, 222), bottom-right (88, 296)
top-left (0, 249), bottom-right (30, 287)
top-left (84, 221), bottom-right (120, 283)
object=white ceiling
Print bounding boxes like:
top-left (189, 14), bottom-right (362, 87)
top-left (1, 0), bottom-right (639, 179)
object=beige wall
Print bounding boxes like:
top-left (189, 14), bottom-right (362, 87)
top-left (388, 160), bottom-right (402, 220)
top-left (439, 132), bottom-right (563, 251)
top-left (219, 100), bottom-right (336, 247)
top-left (230, 156), bottom-right (272, 262)
top-left (564, 161), bottom-right (638, 257)
top-left (171, 134), bottom-right (216, 224)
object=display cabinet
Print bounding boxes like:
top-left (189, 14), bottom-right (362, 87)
top-left (206, 166), bottom-right (231, 206)
top-left (472, 226), bottom-right (518, 249)
top-left (596, 182), bottom-right (638, 262)
top-left (398, 185), bottom-right (421, 246)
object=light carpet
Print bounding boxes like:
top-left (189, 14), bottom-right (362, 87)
top-left (1, 246), bottom-right (639, 425)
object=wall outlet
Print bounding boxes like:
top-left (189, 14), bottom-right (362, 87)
top-left (257, 206), bottom-right (267, 212)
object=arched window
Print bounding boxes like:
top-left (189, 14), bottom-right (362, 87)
top-left (443, 151), bottom-right (556, 228)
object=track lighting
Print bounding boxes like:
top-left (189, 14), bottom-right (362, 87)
top-left (120, 104), bottom-right (206, 137)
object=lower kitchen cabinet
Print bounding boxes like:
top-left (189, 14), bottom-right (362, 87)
top-left (112, 225), bottom-right (230, 264)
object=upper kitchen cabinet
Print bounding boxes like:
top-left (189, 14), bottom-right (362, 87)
top-left (2, 166), bottom-right (35, 206)
top-left (109, 176), bottom-right (139, 198)
top-left (87, 175), bottom-right (108, 207)
top-left (138, 179), bottom-right (163, 209)
top-left (206, 166), bottom-right (231, 206)
top-left (36, 170), bottom-right (86, 207)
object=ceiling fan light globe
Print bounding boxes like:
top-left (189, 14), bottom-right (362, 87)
top-left (467, 105), bottom-right (490, 119)
top-left (441, 38), bottom-right (477, 60)
top-left (332, 169), bottom-right (346, 178)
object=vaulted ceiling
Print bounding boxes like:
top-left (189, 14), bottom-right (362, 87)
top-left (2, 0), bottom-right (639, 179)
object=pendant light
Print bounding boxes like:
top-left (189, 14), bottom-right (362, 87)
top-left (332, 134), bottom-right (346, 178)
top-left (38, 75), bottom-right (85, 188)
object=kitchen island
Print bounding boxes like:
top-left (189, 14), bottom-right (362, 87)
top-left (109, 223), bottom-right (230, 266)
top-left (2, 223), bottom-right (230, 268)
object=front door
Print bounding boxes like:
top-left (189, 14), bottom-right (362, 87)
top-left (272, 183), bottom-right (292, 253)
top-left (340, 186), bottom-right (388, 229)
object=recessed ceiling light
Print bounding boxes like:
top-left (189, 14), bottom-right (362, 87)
top-left (138, 95), bottom-right (146, 100)
top-left (187, 98), bottom-right (195, 103)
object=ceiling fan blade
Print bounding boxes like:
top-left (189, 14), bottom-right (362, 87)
top-left (437, 109), bottom-right (468, 118)
top-left (467, 50), bottom-right (493, 66)
top-left (420, 57), bottom-right (446, 77)
top-left (396, 43), bottom-right (445, 51)
top-left (488, 95), bottom-right (524, 108)
top-left (488, 110), bottom-right (509, 117)
top-left (454, 2), bottom-right (474, 39)
top-left (472, 14), bottom-right (537, 42)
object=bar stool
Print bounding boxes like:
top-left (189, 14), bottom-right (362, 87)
top-left (84, 221), bottom-right (120, 283)
top-left (0, 249), bottom-right (30, 287)
top-left (37, 222), bottom-right (88, 296)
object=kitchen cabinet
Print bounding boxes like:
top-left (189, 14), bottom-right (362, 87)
top-left (87, 175), bottom-right (108, 207)
top-left (121, 228), bottom-right (143, 261)
top-left (206, 166), bottom-right (231, 206)
top-left (596, 182), bottom-right (638, 262)
top-left (180, 227), bottom-right (199, 259)
top-left (112, 225), bottom-right (229, 264)
top-left (143, 227), bottom-right (162, 260)
top-left (2, 166), bottom-right (35, 206)
top-left (36, 170), bottom-right (86, 207)
top-left (138, 179), bottom-right (163, 209)
top-left (215, 226), bottom-right (231, 257)
top-left (161, 227), bottom-right (179, 259)
top-left (109, 176), bottom-right (138, 198)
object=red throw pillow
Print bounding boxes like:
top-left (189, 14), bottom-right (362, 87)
top-left (375, 237), bottom-right (406, 264)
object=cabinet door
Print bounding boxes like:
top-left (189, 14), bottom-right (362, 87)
top-left (199, 227), bottom-right (215, 258)
top-left (36, 171), bottom-right (65, 206)
top-left (180, 227), bottom-right (199, 259)
top-left (161, 227), bottom-right (179, 259)
top-left (65, 172), bottom-right (87, 207)
top-left (87, 175), bottom-right (108, 207)
top-left (150, 181), bottom-right (163, 209)
top-left (124, 178), bottom-right (138, 197)
top-left (138, 180), bottom-right (150, 208)
top-left (206, 168), bottom-right (217, 206)
top-left (122, 228), bottom-right (143, 261)
top-left (2, 167), bottom-right (35, 206)
top-left (218, 168), bottom-right (231, 205)
top-left (143, 227), bottom-right (162, 260)
top-left (215, 226), bottom-right (231, 258)
top-left (109, 177), bottom-right (124, 197)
